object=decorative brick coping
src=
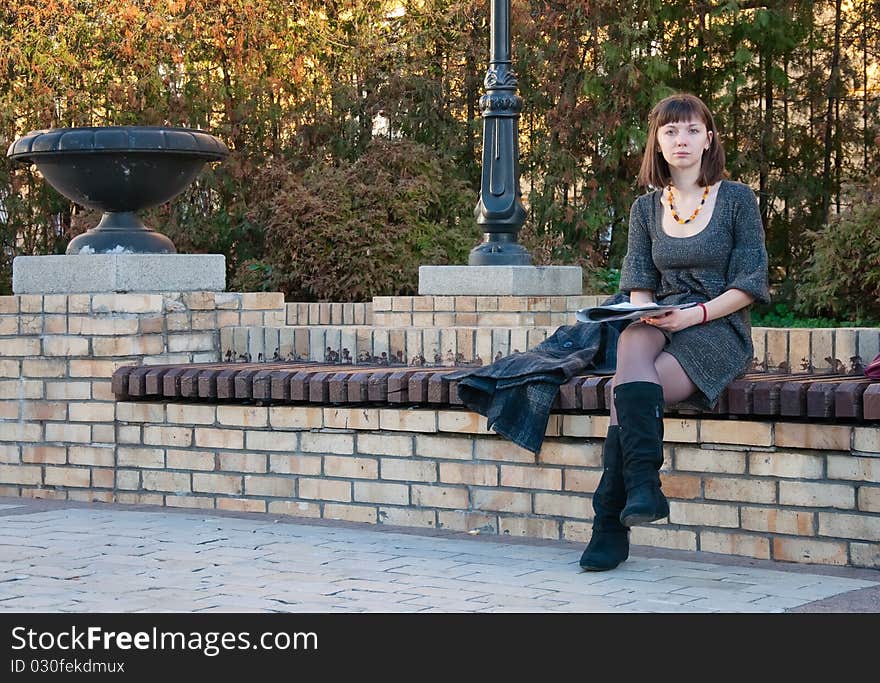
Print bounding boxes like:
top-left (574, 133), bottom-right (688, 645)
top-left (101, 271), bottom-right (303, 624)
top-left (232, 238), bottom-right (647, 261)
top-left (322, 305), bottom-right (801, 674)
top-left (111, 362), bottom-right (880, 422)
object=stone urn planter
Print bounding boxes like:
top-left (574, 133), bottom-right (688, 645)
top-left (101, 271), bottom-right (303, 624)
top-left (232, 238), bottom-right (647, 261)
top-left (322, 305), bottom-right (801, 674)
top-left (7, 126), bottom-right (229, 254)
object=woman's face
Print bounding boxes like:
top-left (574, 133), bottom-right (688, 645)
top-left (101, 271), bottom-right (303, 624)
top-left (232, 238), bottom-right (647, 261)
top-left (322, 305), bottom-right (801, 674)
top-left (656, 118), bottom-right (712, 174)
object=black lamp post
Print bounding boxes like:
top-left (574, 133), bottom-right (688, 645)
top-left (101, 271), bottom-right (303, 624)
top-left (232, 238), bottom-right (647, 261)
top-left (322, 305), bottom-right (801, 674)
top-left (469, 0), bottom-right (532, 266)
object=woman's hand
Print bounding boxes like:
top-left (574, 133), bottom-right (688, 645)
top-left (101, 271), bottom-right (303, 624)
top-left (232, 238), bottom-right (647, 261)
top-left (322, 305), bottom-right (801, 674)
top-left (640, 305), bottom-right (704, 333)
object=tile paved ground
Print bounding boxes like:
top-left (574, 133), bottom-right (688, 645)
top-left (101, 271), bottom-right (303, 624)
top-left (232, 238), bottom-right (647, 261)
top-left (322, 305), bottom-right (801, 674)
top-left (0, 497), bottom-right (878, 613)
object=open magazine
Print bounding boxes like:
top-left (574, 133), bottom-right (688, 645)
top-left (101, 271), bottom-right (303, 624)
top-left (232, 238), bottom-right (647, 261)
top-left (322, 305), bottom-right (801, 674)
top-left (576, 301), bottom-right (699, 323)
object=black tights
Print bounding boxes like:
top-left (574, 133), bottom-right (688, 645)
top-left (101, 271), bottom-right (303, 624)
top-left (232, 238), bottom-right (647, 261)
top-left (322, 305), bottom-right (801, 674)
top-left (610, 322), bottom-right (698, 425)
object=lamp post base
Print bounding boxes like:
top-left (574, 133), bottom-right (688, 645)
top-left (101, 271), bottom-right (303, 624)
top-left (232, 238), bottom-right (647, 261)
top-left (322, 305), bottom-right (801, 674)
top-left (468, 234), bottom-right (532, 266)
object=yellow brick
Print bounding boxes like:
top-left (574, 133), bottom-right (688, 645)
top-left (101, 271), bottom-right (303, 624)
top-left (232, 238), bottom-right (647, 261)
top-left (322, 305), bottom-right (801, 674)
top-left (167, 333), bottom-right (215, 353)
top-left (564, 469), bottom-right (601, 493)
top-left (269, 454), bottom-right (322, 475)
top-left (379, 409), bottom-right (437, 433)
top-left (0, 360), bottom-right (20, 377)
top-left (498, 516), bottom-right (559, 540)
top-left (91, 381), bottom-right (114, 401)
top-left (775, 423), bottom-right (851, 451)
top-left (818, 511), bottom-right (880, 541)
top-left (537, 441), bottom-right (600, 467)
top-left (704, 476), bottom-right (777, 504)
top-left (91, 294), bottom-right (163, 314)
top-left (410, 484), bottom-right (468, 509)
top-left (216, 405), bottom-right (269, 428)
top-left (195, 427), bottom-right (244, 450)
top-left (0, 464), bottom-right (42, 484)
top-left (348, 481), bottom-right (406, 505)
top-left (92, 335), bottom-right (164, 356)
top-left (379, 507), bottom-right (436, 528)
top-left (0, 401), bottom-right (18, 419)
top-left (117, 447), bottom-right (165, 469)
top-left (473, 489), bottom-right (532, 514)
top-left (241, 292), bottom-right (284, 310)
top-left (439, 462), bottom-right (498, 486)
top-left (300, 478), bottom-right (352, 502)
top-left (144, 425), bottom-right (192, 447)
top-left (773, 537), bottom-right (848, 565)
top-left (854, 427), bottom-right (880, 453)
top-left (858, 487), bottom-right (880, 513)
top-left (68, 359), bottom-right (120, 378)
top-left (668, 501), bottom-right (737, 527)
top-left (68, 402), bottom-right (116, 422)
top-left (474, 438), bottom-right (535, 464)
top-left (270, 406), bottom-right (324, 429)
top-left (0, 445), bottom-right (19, 464)
top-left (765, 328), bottom-right (788, 370)
top-left (116, 402), bottom-right (165, 423)
top-left (166, 496), bottom-right (215, 510)
top-left (193, 472), bottom-right (241, 495)
top-left (560, 414), bottom-right (610, 438)
top-left (435, 511), bottom-right (495, 534)
top-left (414, 435), bottom-right (473, 460)
top-left (531, 492), bottom-right (588, 518)
top-left (67, 316), bottom-right (139, 335)
top-left (4, 422), bottom-right (44, 441)
top-left (748, 451), bottom-right (824, 479)
top-left (117, 426), bottom-right (141, 444)
top-left (663, 418), bottom-right (699, 443)
top-left (500, 464), bottom-right (562, 490)
top-left (68, 446), bottom-right (114, 467)
top-left (675, 446), bottom-right (746, 473)
top-left (167, 449), bottom-right (216, 471)
top-left (380, 458), bottom-right (436, 482)
top-left (0, 317), bottom-right (18, 334)
top-left (630, 526), bottom-right (698, 551)
top-left (437, 410), bottom-right (490, 435)
top-left (182, 292), bottom-right (216, 310)
top-left (324, 456), bottom-right (378, 479)
top-left (166, 404), bottom-right (215, 425)
top-left (299, 432), bottom-right (353, 454)
top-left (91, 424), bottom-right (115, 444)
top-left (219, 453), bottom-right (267, 473)
top-left (659, 473), bottom-right (702, 499)
top-left (18, 295), bottom-right (42, 312)
top-left (700, 419), bottom-right (771, 446)
top-left (44, 466), bottom-right (90, 487)
top-left (323, 408), bottom-right (379, 430)
top-left (217, 498), bottom-right (266, 513)
top-left (22, 359), bottom-right (66, 378)
top-left (323, 503), bottom-right (377, 524)
top-left (91, 468), bottom-right (115, 488)
top-left (850, 543), bottom-right (880, 568)
top-left (828, 455), bottom-right (880, 483)
top-left (45, 382), bottom-right (89, 401)
top-left (0, 296), bottom-right (19, 313)
top-left (268, 500), bottom-right (322, 518)
top-left (116, 492), bottom-right (163, 506)
top-left (741, 507), bottom-right (816, 536)
top-left (244, 475), bottom-right (295, 497)
top-left (141, 470), bottom-right (191, 493)
top-left (22, 489), bottom-right (66, 500)
top-left (116, 470), bottom-right (140, 489)
top-left (42, 336), bottom-right (90, 356)
top-left (21, 402), bottom-right (66, 421)
top-left (0, 379), bottom-right (42, 399)
top-left (779, 481), bottom-right (855, 509)
top-left (356, 433), bottom-right (412, 457)
top-left (21, 445), bottom-right (66, 464)
top-left (700, 531), bottom-right (771, 559)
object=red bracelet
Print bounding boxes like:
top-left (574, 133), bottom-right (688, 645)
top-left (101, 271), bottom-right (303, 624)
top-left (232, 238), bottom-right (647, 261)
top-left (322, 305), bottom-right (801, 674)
top-left (697, 303), bottom-right (708, 324)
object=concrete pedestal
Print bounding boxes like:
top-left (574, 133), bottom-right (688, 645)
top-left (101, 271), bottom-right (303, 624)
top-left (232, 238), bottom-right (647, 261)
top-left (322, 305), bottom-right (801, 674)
top-left (12, 254), bottom-right (226, 294)
top-left (418, 265), bottom-right (582, 296)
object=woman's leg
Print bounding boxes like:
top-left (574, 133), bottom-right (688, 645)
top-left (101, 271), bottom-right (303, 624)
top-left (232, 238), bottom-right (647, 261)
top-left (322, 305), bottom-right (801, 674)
top-left (610, 323), bottom-right (699, 527)
top-left (610, 323), bottom-right (698, 424)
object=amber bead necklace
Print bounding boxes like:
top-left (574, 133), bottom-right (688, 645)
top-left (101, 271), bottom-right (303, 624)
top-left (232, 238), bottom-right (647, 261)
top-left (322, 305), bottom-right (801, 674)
top-left (667, 184), bottom-right (709, 224)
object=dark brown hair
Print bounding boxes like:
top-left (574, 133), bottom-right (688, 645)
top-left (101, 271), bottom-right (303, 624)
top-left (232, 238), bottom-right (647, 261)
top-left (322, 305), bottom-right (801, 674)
top-left (637, 93), bottom-right (726, 188)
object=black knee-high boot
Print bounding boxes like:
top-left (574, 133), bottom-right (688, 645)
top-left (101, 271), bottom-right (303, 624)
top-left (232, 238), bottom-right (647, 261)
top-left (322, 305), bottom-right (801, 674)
top-left (615, 381), bottom-right (669, 527)
top-left (579, 426), bottom-right (629, 571)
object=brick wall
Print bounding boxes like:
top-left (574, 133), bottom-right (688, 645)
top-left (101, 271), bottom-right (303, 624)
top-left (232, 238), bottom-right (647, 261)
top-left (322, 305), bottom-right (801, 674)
top-left (2, 290), bottom-right (879, 569)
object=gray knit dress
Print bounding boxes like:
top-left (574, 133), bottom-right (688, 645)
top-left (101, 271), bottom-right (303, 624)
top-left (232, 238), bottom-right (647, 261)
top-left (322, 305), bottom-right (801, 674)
top-left (618, 179), bottom-right (771, 408)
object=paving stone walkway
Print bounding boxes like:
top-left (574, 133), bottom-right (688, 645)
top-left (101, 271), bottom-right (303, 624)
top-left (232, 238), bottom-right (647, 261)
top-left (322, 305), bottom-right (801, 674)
top-left (0, 497), bottom-right (877, 613)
